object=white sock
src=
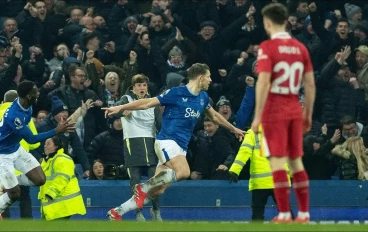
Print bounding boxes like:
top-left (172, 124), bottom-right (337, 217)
top-left (141, 169), bottom-right (177, 193)
top-left (0, 193), bottom-right (14, 214)
top-left (277, 212), bottom-right (291, 219)
top-left (297, 211), bottom-right (310, 219)
top-left (16, 174), bottom-right (34, 186)
top-left (115, 196), bottom-right (151, 215)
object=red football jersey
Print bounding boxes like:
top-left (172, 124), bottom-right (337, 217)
top-left (257, 32), bottom-right (313, 122)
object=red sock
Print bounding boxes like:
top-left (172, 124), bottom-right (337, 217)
top-left (292, 170), bottom-right (309, 212)
top-left (272, 170), bottom-right (290, 213)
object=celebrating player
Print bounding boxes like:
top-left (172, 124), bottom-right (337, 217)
top-left (0, 81), bottom-right (75, 217)
top-left (102, 63), bottom-right (245, 220)
top-left (251, 3), bottom-right (316, 223)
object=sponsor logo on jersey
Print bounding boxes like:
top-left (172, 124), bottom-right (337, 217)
top-left (185, 108), bottom-right (200, 118)
top-left (257, 49), bottom-right (268, 60)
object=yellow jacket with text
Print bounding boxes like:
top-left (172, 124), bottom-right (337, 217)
top-left (229, 129), bottom-right (290, 191)
top-left (39, 148), bottom-right (86, 221)
top-left (0, 102), bottom-right (40, 175)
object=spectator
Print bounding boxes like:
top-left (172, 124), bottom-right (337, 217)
top-left (316, 46), bottom-right (365, 128)
top-left (48, 43), bottom-right (70, 73)
top-left (339, 115), bottom-right (368, 146)
top-left (0, 42), bottom-right (22, 102)
top-left (302, 124), bottom-right (341, 180)
top-left (86, 116), bottom-right (125, 168)
top-left (36, 110), bottom-right (48, 124)
top-left (165, 6), bottom-right (256, 83)
top-left (48, 66), bottom-right (102, 150)
top-left (354, 20), bottom-right (368, 45)
top-left (34, 96), bottom-right (91, 177)
top-left (88, 159), bottom-right (107, 180)
top-left (344, 3), bottom-right (362, 32)
top-left (295, 15), bottom-right (321, 68)
top-left (21, 45), bottom-right (47, 88)
top-left (332, 136), bottom-right (368, 180)
top-left (309, 2), bottom-right (358, 70)
top-left (355, 45), bottom-right (368, 100)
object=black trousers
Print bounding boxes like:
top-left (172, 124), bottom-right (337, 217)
top-left (2, 186), bottom-right (32, 219)
top-left (128, 166), bottom-right (159, 212)
top-left (251, 189), bottom-right (295, 221)
top-left (251, 189), bottom-right (275, 221)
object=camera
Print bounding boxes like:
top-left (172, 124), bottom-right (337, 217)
top-left (105, 164), bottom-right (128, 180)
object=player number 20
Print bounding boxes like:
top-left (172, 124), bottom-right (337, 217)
top-left (271, 61), bottom-right (304, 95)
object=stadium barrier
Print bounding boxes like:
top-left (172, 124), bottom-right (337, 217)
top-left (8, 180), bottom-right (368, 221)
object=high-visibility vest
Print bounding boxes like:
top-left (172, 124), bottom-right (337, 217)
top-left (229, 129), bottom-right (290, 191)
top-left (39, 148), bottom-right (86, 221)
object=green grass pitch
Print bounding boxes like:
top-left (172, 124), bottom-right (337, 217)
top-left (1, 220), bottom-right (367, 231)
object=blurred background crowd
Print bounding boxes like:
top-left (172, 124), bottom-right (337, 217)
top-left (0, 0), bottom-right (368, 183)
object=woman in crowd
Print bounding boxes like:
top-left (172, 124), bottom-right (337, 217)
top-left (39, 136), bottom-right (86, 221)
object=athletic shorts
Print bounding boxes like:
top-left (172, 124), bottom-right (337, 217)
top-left (154, 140), bottom-right (187, 165)
top-left (0, 147), bottom-right (40, 189)
top-left (261, 119), bottom-right (303, 158)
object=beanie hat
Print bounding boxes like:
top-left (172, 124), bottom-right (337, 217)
top-left (200, 21), bottom-right (218, 31)
top-left (51, 96), bottom-right (68, 116)
top-left (216, 96), bottom-right (231, 109)
top-left (168, 46), bottom-right (183, 58)
top-left (344, 3), bottom-right (362, 20)
top-left (124, 16), bottom-right (138, 26)
top-left (107, 116), bottom-right (119, 129)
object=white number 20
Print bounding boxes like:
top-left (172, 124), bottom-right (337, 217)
top-left (271, 61), bottom-right (304, 95)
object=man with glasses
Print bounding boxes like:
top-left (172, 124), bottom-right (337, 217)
top-left (340, 115), bottom-right (368, 146)
top-left (48, 66), bottom-right (103, 154)
top-left (48, 43), bottom-right (70, 73)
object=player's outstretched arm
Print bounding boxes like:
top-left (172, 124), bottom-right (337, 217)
top-left (204, 107), bottom-right (246, 141)
top-left (102, 97), bottom-right (161, 118)
top-left (14, 118), bottom-right (75, 144)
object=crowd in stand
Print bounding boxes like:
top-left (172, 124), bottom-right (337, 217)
top-left (0, 0), bottom-right (368, 183)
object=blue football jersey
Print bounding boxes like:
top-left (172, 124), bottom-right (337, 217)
top-left (156, 86), bottom-right (210, 150)
top-left (0, 99), bottom-right (56, 154)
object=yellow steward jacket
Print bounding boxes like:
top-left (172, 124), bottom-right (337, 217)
top-left (39, 148), bottom-right (86, 221)
top-left (0, 102), bottom-right (40, 175)
top-left (229, 129), bottom-right (290, 191)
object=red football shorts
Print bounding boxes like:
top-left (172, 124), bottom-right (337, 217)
top-left (261, 119), bottom-right (303, 158)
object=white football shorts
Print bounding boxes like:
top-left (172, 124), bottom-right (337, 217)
top-left (0, 146), bottom-right (40, 189)
top-left (154, 139), bottom-right (187, 165)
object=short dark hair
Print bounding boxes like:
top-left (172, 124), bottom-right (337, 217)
top-left (338, 18), bottom-right (349, 26)
top-left (17, 81), bottom-right (36, 98)
top-left (68, 64), bottom-right (85, 77)
top-left (131, 74), bottom-right (149, 85)
top-left (50, 136), bottom-right (63, 150)
top-left (187, 63), bottom-right (210, 80)
top-left (4, 90), bottom-right (18, 102)
top-left (139, 31), bottom-right (149, 40)
top-left (262, 3), bottom-right (289, 25)
top-left (341, 115), bottom-right (356, 126)
top-left (82, 32), bottom-right (99, 47)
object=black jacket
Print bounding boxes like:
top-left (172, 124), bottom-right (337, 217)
top-left (317, 58), bottom-right (365, 126)
top-left (86, 128), bottom-right (125, 166)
